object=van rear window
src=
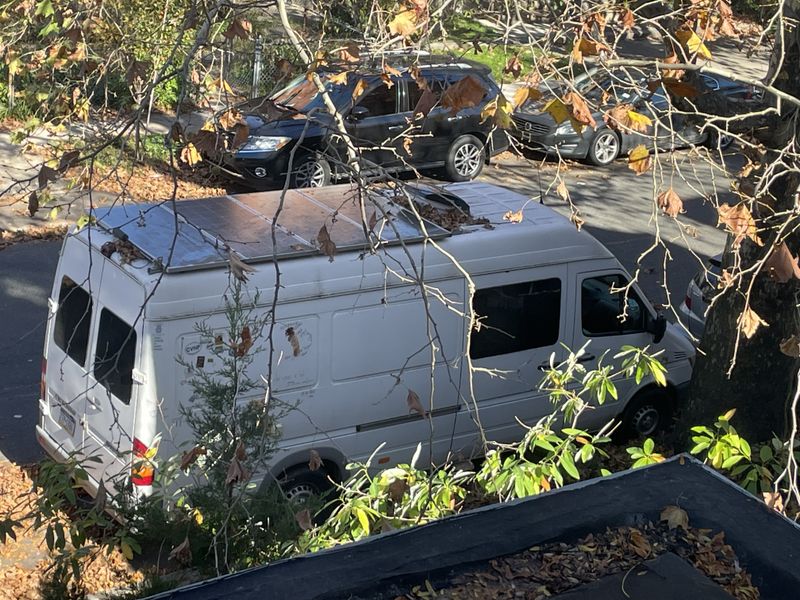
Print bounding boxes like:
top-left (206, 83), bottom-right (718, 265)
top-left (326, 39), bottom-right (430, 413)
top-left (471, 278), bottom-right (561, 359)
top-left (94, 309), bottom-right (137, 404)
top-left (54, 276), bottom-right (93, 367)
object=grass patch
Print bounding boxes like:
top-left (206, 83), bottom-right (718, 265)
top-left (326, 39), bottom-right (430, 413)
top-left (463, 45), bottom-right (541, 83)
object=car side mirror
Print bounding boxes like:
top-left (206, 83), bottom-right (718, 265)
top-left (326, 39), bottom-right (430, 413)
top-left (349, 106), bottom-right (370, 121)
top-left (646, 312), bottom-right (667, 344)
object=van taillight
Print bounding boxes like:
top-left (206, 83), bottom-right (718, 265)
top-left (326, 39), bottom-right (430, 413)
top-left (132, 437), bottom-right (155, 486)
top-left (685, 295), bottom-right (693, 311)
top-left (40, 358), bottom-right (47, 400)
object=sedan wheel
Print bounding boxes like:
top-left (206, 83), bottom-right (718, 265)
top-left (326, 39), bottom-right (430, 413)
top-left (588, 131), bottom-right (620, 166)
top-left (445, 135), bottom-right (485, 182)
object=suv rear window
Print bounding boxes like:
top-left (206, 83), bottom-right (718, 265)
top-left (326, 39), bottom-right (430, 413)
top-left (93, 309), bottom-right (137, 403)
top-left (54, 276), bottom-right (93, 366)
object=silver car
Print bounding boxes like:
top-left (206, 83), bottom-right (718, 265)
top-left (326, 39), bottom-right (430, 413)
top-left (680, 254), bottom-right (722, 339)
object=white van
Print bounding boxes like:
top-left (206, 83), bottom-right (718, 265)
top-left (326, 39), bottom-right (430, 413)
top-left (36, 182), bottom-right (694, 500)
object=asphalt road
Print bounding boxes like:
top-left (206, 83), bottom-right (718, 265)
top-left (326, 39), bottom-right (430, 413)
top-left (0, 240), bottom-right (60, 463)
top-left (0, 148), bottom-right (732, 465)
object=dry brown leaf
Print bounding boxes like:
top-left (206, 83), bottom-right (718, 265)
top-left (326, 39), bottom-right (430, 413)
top-left (58, 149), bottom-right (80, 171)
top-left (380, 73), bottom-right (394, 88)
top-left (762, 491), bottom-right (784, 512)
top-left (657, 187), bottom-right (684, 218)
top-left (286, 326), bottom-right (301, 356)
top-left (627, 144), bottom-right (651, 175)
top-left (228, 250), bottom-right (256, 282)
top-left (629, 529), bottom-right (651, 558)
top-left (230, 122), bottom-right (249, 150)
top-left (38, 164), bottom-right (58, 190)
top-left (407, 389), bottom-right (426, 416)
top-left (276, 58), bottom-right (293, 76)
top-left (564, 91), bottom-right (596, 129)
top-left (503, 209), bottom-right (524, 223)
top-left (663, 78), bottom-right (699, 98)
top-left (779, 335), bottom-right (800, 358)
top-left (441, 75), bottom-right (486, 114)
top-left (27, 191), bottom-right (38, 217)
top-left (660, 505), bottom-right (689, 530)
top-left (225, 455), bottom-right (250, 486)
top-left (223, 18), bottom-right (252, 40)
top-left (512, 85), bottom-right (542, 109)
top-left (235, 325), bottom-right (253, 357)
top-left (308, 449), bottom-right (323, 471)
top-left (327, 71), bottom-right (349, 86)
top-left (765, 243), bottom-right (800, 283)
top-left (738, 306), bottom-right (768, 339)
top-left (717, 203), bottom-right (763, 247)
top-left (388, 478), bottom-right (409, 502)
top-left (295, 509), bottom-right (313, 531)
top-left (503, 53), bottom-right (522, 79)
top-left (388, 9), bottom-right (417, 37)
top-left (413, 87), bottom-right (438, 118)
top-left (570, 210), bottom-right (585, 231)
top-left (317, 224), bottom-right (337, 261)
top-left (662, 53), bottom-right (686, 80)
top-left (180, 446), bottom-right (206, 471)
top-left (352, 78), bottom-right (368, 102)
top-left (604, 103), bottom-right (651, 134)
top-left (180, 143), bottom-right (202, 166)
top-left (169, 122), bottom-right (184, 143)
top-left (556, 180), bottom-right (569, 200)
top-left (622, 8), bottom-right (635, 30)
top-left (339, 41), bottom-right (360, 62)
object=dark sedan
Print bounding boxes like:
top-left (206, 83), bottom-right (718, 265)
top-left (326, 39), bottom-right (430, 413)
top-left (512, 68), bottom-right (758, 166)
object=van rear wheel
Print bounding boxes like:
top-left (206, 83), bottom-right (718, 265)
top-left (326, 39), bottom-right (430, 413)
top-left (280, 467), bottom-right (334, 505)
top-left (617, 389), bottom-right (673, 440)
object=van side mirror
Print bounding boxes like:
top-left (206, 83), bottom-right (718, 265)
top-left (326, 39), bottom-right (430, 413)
top-left (646, 312), bottom-right (667, 344)
top-left (349, 105), bottom-right (370, 121)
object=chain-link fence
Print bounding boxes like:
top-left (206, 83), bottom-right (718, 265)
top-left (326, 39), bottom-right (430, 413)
top-left (223, 36), bottom-right (303, 99)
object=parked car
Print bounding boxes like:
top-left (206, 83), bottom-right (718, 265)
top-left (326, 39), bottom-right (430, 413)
top-left (512, 67), bottom-right (758, 166)
top-left (222, 55), bottom-right (509, 188)
top-left (679, 254), bottom-right (722, 338)
top-left (37, 181), bottom-right (693, 501)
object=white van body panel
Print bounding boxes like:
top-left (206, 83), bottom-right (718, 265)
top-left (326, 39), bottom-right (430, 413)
top-left (37, 182), bottom-right (694, 495)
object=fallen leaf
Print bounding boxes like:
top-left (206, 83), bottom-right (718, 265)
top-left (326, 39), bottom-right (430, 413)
top-left (407, 389), bottom-right (426, 416)
top-left (676, 27), bottom-right (712, 59)
top-left (513, 85), bottom-right (542, 109)
top-left (570, 210), bottom-right (585, 230)
top-left (339, 41), bottom-right (360, 62)
top-left (622, 8), bottom-right (635, 31)
top-left (480, 95), bottom-right (512, 129)
top-left (180, 142), bottom-right (202, 166)
top-left (38, 164), bottom-right (58, 189)
top-left (629, 529), bottom-right (651, 557)
top-left (657, 187), bottom-right (684, 218)
top-left (717, 203), bottom-right (762, 247)
top-left (230, 122), bottom-right (249, 150)
top-left (180, 446), bottom-right (206, 471)
top-left (317, 224), bottom-right (337, 261)
top-left (388, 9), bottom-right (417, 37)
top-left (308, 449), bottom-right (323, 471)
top-left (503, 209), bottom-right (524, 223)
top-left (627, 144), bottom-right (651, 175)
top-left (327, 71), bottom-right (349, 86)
top-left (352, 78), bottom-right (368, 102)
top-left (225, 454), bottom-right (250, 486)
top-left (763, 491), bottom-right (784, 512)
top-left (440, 75), bottom-right (486, 114)
top-left (779, 335), bottom-right (800, 358)
top-left (765, 243), bottom-right (800, 283)
top-left (564, 91), bottom-right (596, 129)
top-left (660, 505), bottom-right (689, 530)
top-left (738, 306), bottom-right (768, 339)
top-left (662, 53), bottom-right (686, 80)
top-left (543, 97), bottom-right (571, 125)
top-left (228, 250), bottom-right (256, 282)
top-left (295, 509), bottom-right (313, 530)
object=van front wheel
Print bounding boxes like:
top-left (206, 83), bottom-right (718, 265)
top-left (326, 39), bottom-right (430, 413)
top-left (618, 389), bottom-right (673, 440)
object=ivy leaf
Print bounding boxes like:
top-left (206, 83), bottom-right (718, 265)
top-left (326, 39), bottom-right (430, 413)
top-left (627, 144), bottom-right (651, 175)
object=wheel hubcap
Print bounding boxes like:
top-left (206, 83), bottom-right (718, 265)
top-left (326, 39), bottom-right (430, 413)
top-left (454, 143), bottom-right (483, 177)
top-left (294, 161), bottom-right (326, 187)
top-left (632, 406), bottom-right (660, 436)
top-left (285, 482), bottom-right (317, 504)
top-left (718, 133), bottom-right (733, 149)
top-left (594, 133), bottom-right (618, 164)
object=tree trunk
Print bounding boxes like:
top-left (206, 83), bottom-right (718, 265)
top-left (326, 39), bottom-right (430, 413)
top-left (682, 4), bottom-right (800, 443)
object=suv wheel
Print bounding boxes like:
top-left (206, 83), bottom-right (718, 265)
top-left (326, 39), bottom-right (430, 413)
top-left (292, 156), bottom-right (331, 188)
top-left (445, 135), bottom-right (485, 181)
top-left (587, 130), bottom-right (620, 166)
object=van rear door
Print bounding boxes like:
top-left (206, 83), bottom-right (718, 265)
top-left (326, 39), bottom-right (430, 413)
top-left (42, 239), bottom-right (103, 457)
top-left (81, 261), bottom-right (144, 489)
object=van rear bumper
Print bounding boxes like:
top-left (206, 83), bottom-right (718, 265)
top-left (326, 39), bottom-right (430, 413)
top-left (35, 425), bottom-right (101, 498)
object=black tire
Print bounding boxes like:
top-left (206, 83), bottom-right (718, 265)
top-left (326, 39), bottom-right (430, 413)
top-left (291, 156), bottom-right (331, 188)
top-left (617, 389), bottom-right (674, 440)
top-left (704, 129), bottom-right (734, 151)
top-left (444, 135), bottom-right (485, 181)
top-left (587, 130), bottom-right (621, 166)
top-left (280, 467), bottom-right (334, 505)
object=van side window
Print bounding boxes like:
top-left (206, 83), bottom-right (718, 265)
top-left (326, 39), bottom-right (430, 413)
top-left (54, 276), bottom-right (93, 367)
top-left (581, 274), bottom-right (646, 336)
top-left (93, 309), bottom-right (137, 403)
top-left (471, 278), bottom-right (561, 359)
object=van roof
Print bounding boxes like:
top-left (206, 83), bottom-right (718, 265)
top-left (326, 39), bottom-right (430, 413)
top-left (86, 182), bottom-right (612, 278)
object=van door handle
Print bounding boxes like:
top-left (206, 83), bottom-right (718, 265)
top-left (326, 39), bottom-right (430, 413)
top-left (87, 396), bottom-right (102, 412)
top-left (388, 124), bottom-right (404, 132)
top-left (447, 115), bottom-right (464, 121)
top-left (576, 354), bottom-right (596, 363)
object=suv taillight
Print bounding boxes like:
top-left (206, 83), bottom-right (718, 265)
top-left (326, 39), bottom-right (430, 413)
top-left (685, 295), bottom-right (693, 311)
top-left (40, 358), bottom-right (47, 400)
top-left (132, 437), bottom-right (155, 486)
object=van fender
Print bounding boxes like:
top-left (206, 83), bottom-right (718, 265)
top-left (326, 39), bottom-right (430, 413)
top-left (269, 446), bottom-right (347, 484)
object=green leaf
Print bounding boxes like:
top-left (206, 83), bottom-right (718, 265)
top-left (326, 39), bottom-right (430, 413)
top-left (759, 445), bottom-right (773, 463)
top-left (721, 454), bottom-right (745, 469)
top-left (643, 438), bottom-right (655, 455)
top-left (690, 441), bottom-right (710, 455)
top-left (560, 451), bottom-right (580, 480)
top-left (121, 540), bottom-right (134, 560)
top-left (721, 408), bottom-right (737, 422)
top-left (355, 508), bottom-right (370, 534)
top-left (35, 0), bottom-right (54, 17)
top-left (600, 468), bottom-right (612, 477)
top-left (48, 206), bottom-right (59, 220)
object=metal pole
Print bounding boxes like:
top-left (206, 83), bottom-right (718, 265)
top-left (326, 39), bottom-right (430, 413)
top-left (251, 34), bottom-right (263, 99)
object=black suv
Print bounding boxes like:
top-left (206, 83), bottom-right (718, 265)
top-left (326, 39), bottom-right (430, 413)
top-left (222, 54), bottom-right (508, 188)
